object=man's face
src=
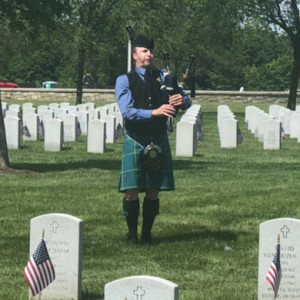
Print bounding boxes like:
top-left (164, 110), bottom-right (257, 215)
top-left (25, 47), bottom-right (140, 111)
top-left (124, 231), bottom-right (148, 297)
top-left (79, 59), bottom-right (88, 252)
top-left (133, 47), bottom-right (154, 68)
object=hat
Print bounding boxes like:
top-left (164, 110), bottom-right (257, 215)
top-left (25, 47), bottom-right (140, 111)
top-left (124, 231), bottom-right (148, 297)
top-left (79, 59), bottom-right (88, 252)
top-left (132, 35), bottom-right (154, 49)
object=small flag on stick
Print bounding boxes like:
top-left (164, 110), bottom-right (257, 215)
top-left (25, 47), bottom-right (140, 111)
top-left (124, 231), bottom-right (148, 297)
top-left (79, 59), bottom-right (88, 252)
top-left (20, 125), bottom-right (31, 138)
top-left (23, 239), bottom-right (55, 296)
top-left (266, 234), bottom-right (282, 299)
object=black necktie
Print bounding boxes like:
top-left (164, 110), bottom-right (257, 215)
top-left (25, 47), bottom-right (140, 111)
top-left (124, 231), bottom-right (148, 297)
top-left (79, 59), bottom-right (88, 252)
top-left (144, 68), bottom-right (153, 106)
top-left (144, 68), bottom-right (151, 82)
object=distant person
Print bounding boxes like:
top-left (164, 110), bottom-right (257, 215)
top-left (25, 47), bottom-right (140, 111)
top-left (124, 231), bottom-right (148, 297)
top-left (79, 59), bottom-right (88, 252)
top-left (115, 35), bottom-right (191, 245)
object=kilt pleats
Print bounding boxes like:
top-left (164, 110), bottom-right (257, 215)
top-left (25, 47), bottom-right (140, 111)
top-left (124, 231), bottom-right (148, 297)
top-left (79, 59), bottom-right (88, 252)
top-left (119, 132), bottom-right (175, 192)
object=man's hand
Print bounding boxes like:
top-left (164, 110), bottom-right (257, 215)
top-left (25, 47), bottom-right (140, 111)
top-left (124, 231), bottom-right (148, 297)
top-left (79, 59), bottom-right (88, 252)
top-left (152, 104), bottom-right (176, 118)
top-left (169, 93), bottom-right (186, 107)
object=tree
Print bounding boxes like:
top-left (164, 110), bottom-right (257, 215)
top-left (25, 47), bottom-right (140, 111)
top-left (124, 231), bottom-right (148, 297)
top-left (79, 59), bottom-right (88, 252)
top-left (63, 0), bottom-right (121, 104)
top-left (245, 0), bottom-right (300, 110)
top-left (0, 90), bottom-right (9, 168)
top-left (0, 0), bottom-right (70, 169)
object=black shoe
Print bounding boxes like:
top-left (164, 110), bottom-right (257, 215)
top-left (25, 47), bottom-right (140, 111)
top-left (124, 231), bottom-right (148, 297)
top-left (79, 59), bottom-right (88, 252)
top-left (141, 232), bottom-right (154, 245)
top-left (126, 232), bottom-right (138, 244)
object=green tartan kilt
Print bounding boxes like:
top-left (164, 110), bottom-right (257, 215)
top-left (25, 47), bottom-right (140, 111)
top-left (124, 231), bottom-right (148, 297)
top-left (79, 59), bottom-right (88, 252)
top-left (119, 131), bottom-right (175, 192)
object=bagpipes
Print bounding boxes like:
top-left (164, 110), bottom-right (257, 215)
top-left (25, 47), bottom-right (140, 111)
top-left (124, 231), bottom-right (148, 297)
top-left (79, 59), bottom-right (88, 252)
top-left (160, 52), bottom-right (195, 131)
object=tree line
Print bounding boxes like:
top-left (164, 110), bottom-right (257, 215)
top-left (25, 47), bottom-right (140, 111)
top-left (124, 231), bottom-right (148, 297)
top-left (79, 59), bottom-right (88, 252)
top-left (1, 0), bottom-right (300, 168)
top-left (0, 1), bottom-right (297, 93)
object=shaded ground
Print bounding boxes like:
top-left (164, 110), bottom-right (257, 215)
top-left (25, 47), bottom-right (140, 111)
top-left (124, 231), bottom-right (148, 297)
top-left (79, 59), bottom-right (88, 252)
top-left (0, 168), bottom-right (35, 175)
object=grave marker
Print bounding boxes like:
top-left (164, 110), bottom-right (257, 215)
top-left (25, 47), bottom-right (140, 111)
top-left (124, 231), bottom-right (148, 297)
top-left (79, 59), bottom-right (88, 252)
top-left (4, 116), bottom-right (20, 149)
top-left (22, 113), bottom-right (39, 141)
top-left (258, 218), bottom-right (300, 300)
top-left (87, 120), bottom-right (106, 153)
top-left (176, 121), bottom-right (196, 157)
top-left (60, 114), bottom-right (77, 142)
top-left (44, 119), bottom-right (63, 151)
top-left (29, 213), bottom-right (83, 300)
top-left (263, 119), bottom-right (281, 150)
top-left (104, 275), bottom-right (179, 300)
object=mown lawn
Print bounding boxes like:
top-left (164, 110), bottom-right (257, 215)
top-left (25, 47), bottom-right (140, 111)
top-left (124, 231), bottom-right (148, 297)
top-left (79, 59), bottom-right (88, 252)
top-left (0, 101), bottom-right (299, 299)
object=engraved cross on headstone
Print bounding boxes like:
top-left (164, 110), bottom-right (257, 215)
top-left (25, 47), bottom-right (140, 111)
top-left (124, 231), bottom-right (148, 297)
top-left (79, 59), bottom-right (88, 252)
top-left (280, 225), bottom-right (290, 238)
top-left (133, 286), bottom-right (146, 300)
top-left (50, 221), bottom-right (59, 233)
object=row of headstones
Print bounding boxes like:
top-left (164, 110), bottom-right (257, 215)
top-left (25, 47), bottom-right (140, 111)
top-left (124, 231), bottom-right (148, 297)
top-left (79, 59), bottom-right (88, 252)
top-left (269, 104), bottom-right (300, 139)
top-left (29, 213), bottom-right (179, 300)
top-left (28, 213), bottom-right (300, 299)
top-left (217, 105), bottom-right (243, 148)
top-left (175, 104), bottom-right (203, 157)
top-left (1, 101), bottom-right (124, 152)
top-left (245, 105), bottom-right (300, 150)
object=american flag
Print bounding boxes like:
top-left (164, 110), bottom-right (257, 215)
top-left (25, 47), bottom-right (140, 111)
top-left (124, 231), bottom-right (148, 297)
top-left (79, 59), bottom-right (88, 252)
top-left (20, 125), bottom-right (31, 138)
top-left (266, 236), bottom-right (282, 298)
top-left (23, 239), bottom-right (55, 296)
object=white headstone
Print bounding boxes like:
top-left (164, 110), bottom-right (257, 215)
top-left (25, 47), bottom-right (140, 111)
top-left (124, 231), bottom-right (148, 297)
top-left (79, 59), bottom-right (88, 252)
top-left (9, 104), bottom-right (21, 112)
top-left (4, 116), bottom-right (20, 149)
top-left (1, 101), bottom-right (8, 111)
top-left (23, 107), bottom-right (36, 116)
top-left (39, 109), bottom-right (54, 123)
top-left (90, 109), bottom-right (100, 121)
top-left (44, 119), bottom-right (63, 151)
top-left (289, 113), bottom-right (300, 139)
top-left (96, 106), bottom-right (109, 118)
top-left (104, 275), bottom-right (179, 300)
top-left (245, 106), bottom-right (261, 131)
top-left (37, 105), bottom-right (49, 115)
top-left (23, 102), bottom-right (34, 109)
top-left (269, 104), bottom-right (282, 120)
top-left (55, 108), bottom-right (68, 120)
top-left (77, 111), bottom-right (89, 136)
top-left (60, 114), bottom-right (77, 142)
top-left (77, 104), bottom-right (88, 111)
top-left (101, 115), bottom-right (116, 143)
top-left (49, 103), bottom-right (60, 111)
top-left (104, 103), bottom-right (116, 115)
top-left (258, 218), bottom-right (300, 300)
top-left (86, 102), bottom-right (95, 110)
top-left (29, 213), bottom-right (83, 300)
top-left (280, 109), bottom-right (292, 134)
top-left (60, 102), bottom-right (70, 108)
top-left (5, 109), bottom-right (20, 118)
top-left (68, 105), bottom-right (78, 116)
top-left (87, 120), bottom-right (106, 153)
top-left (22, 113), bottom-right (39, 141)
top-left (263, 119), bottom-right (281, 150)
top-left (257, 114), bottom-right (271, 142)
top-left (176, 121), bottom-right (196, 157)
top-left (220, 118), bottom-right (238, 148)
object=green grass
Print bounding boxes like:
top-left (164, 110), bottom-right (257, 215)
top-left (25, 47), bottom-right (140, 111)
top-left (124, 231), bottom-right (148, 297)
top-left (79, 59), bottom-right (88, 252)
top-left (1, 101), bottom-right (299, 299)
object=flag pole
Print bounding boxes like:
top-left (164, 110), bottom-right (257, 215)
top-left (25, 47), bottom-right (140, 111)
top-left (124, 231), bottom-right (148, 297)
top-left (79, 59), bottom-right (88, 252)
top-left (273, 233), bottom-right (280, 300)
top-left (39, 229), bottom-right (45, 300)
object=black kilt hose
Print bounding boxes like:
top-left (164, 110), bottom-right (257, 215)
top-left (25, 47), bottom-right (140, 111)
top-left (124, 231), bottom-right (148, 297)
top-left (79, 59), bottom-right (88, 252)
top-left (119, 131), bottom-right (175, 192)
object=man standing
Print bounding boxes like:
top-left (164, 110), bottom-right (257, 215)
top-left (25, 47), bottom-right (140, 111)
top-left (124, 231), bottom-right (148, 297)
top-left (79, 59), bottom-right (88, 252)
top-left (115, 35), bottom-right (191, 244)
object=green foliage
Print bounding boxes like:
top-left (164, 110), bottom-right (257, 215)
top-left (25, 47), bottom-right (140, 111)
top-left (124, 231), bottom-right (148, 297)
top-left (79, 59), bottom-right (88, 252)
top-left (1, 101), bottom-right (300, 299)
top-left (0, 0), bottom-right (297, 92)
top-left (244, 55), bottom-right (292, 91)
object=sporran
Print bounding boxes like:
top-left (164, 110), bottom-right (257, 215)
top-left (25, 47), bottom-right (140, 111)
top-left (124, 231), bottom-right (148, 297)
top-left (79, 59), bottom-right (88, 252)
top-left (141, 143), bottom-right (164, 171)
